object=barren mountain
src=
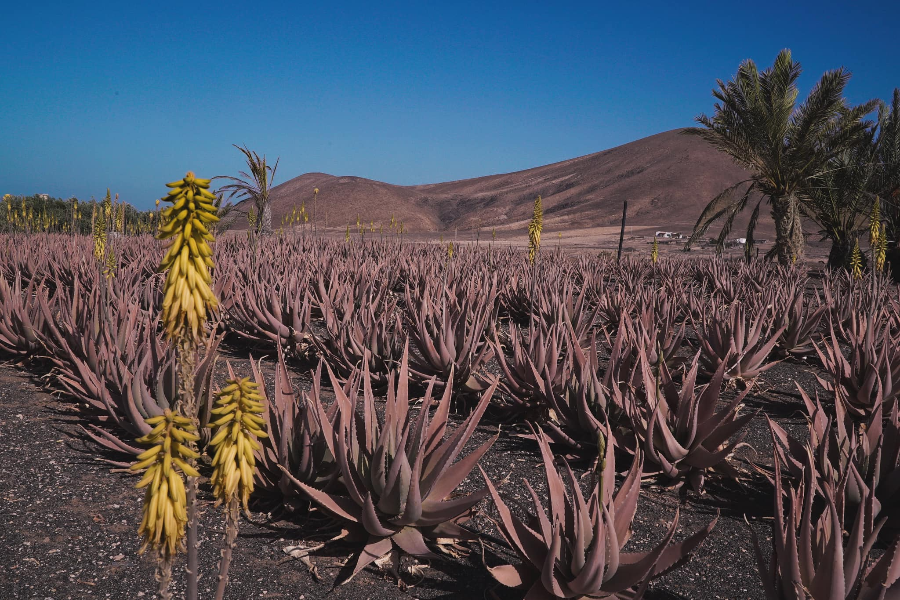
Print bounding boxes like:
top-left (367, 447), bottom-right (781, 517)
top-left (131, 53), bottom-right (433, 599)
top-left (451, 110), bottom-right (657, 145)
top-left (231, 129), bottom-right (761, 238)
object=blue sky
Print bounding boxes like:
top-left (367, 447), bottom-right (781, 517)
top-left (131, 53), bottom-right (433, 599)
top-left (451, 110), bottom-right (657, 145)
top-left (2, 0), bottom-right (898, 209)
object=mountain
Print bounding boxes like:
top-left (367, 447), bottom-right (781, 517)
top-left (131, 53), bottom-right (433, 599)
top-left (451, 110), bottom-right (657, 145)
top-left (229, 129), bottom-right (759, 238)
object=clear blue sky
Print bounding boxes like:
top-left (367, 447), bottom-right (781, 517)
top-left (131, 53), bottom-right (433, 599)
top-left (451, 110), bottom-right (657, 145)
top-left (2, 0), bottom-right (898, 209)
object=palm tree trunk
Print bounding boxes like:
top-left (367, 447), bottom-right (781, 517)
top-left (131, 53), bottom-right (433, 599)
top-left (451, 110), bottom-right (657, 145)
top-left (886, 245), bottom-right (900, 282)
top-left (830, 237), bottom-right (870, 272)
top-left (827, 238), bottom-right (856, 271)
top-left (259, 201), bottom-right (273, 236)
top-left (771, 194), bottom-right (804, 265)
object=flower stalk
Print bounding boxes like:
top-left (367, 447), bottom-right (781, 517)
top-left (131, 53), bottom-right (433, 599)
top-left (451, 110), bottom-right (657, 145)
top-left (152, 171), bottom-right (219, 600)
top-left (207, 376), bottom-right (268, 600)
top-left (131, 410), bottom-right (201, 599)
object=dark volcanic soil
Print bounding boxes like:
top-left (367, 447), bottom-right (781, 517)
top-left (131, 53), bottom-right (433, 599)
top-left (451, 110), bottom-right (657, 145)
top-left (0, 348), bottom-right (827, 600)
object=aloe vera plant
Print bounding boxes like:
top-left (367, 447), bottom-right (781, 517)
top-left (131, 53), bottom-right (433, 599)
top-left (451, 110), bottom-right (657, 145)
top-left (773, 282), bottom-right (827, 357)
top-left (38, 273), bottom-right (220, 458)
top-left (823, 270), bottom-right (892, 344)
top-left (628, 350), bottom-right (756, 491)
top-left (750, 447), bottom-right (900, 600)
top-left (0, 270), bottom-right (49, 357)
top-left (702, 259), bottom-right (743, 304)
top-left (492, 320), bottom-right (571, 415)
top-left (9, 225), bottom-right (900, 597)
top-left (280, 346), bottom-right (500, 580)
top-left (225, 265), bottom-right (311, 354)
top-left (246, 345), bottom-right (339, 502)
top-left (596, 285), bottom-right (637, 329)
top-left (601, 313), bottom-right (643, 402)
top-left (768, 385), bottom-right (900, 534)
top-left (531, 277), bottom-right (600, 345)
top-left (314, 288), bottom-right (404, 391)
top-left (816, 319), bottom-right (900, 418)
top-left (632, 294), bottom-right (688, 368)
top-left (315, 261), bottom-right (396, 324)
top-left (404, 273), bottom-right (498, 391)
top-left (540, 330), bottom-right (614, 455)
top-left (695, 302), bottom-right (785, 381)
top-left (499, 271), bottom-right (530, 323)
top-left (483, 425), bottom-right (717, 599)
top-left (609, 309), bottom-right (686, 383)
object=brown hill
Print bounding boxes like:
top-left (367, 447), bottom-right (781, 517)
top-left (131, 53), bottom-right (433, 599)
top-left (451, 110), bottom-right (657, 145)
top-left (231, 129), bottom-right (761, 238)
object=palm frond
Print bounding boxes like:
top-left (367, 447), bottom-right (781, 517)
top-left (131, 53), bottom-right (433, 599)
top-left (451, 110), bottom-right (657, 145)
top-left (684, 180), bottom-right (755, 249)
top-left (215, 145), bottom-right (280, 234)
top-left (745, 198), bottom-right (763, 260)
top-left (714, 182), bottom-right (757, 252)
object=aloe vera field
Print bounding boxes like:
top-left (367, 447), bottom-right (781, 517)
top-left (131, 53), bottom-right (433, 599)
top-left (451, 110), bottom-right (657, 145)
top-left (1, 207), bottom-right (899, 599)
top-left (5, 2), bottom-right (900, 595)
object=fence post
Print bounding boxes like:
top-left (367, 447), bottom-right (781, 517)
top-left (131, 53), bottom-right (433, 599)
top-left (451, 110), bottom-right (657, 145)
top-left (617, 200), bottom-right (627, 262)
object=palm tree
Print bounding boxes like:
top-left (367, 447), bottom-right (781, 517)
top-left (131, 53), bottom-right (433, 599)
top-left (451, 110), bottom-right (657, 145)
top-left (803, 135), bottom-right (877, 270)
top-left (875, 89), bottom-right (900, 239)
top-left (217, 145), bottom-right (279, 236)
top-left (684, 50), bottom-right (877, 264)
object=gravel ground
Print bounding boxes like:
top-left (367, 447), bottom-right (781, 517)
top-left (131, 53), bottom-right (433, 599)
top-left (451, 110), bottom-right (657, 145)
top-left (0, 346), bottom-right (829, 600)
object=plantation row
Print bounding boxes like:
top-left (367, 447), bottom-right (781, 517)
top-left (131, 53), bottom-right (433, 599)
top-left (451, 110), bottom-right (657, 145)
top-left (1, 232), bottom-right (899, 598)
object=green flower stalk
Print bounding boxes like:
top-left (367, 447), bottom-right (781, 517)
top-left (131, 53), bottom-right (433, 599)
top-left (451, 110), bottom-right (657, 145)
top-left (93, 205), bottom-right (106, 259)
top-left (104, 247), bottom-right (116, 279)
top-left (850, 238), bottom-right (863, 279)
top-left (651, 236), bottom-right (659, 263)
top-left (876, 223), bottom-right (887, 272)
top-left (132, 410), bottom-right (201, 556)
top-left (313, 187), bottom-right (319, 234)
top-left (103, 189), bottom-right (112, 223)
top-left (527, 195), bottom-right (543, 265)
top-left (153, 172), bottom-right (220, 600)
top-left (870, 197), bottom-right (881, 250)
top-left (116, 199), bottom-right (125, 233)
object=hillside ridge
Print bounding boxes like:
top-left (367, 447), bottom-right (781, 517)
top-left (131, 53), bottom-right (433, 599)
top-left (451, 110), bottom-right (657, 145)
top-left (233, 129), bottom-right (756, 235)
